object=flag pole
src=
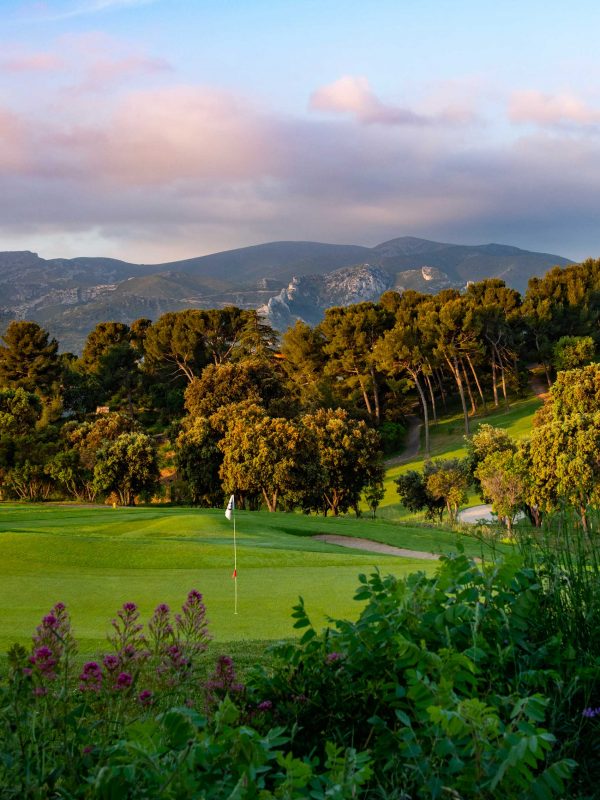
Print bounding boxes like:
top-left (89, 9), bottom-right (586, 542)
top-left (226, 493), bottom-right (238, 615)
top-left (233, 501), bottom-right (238, 615)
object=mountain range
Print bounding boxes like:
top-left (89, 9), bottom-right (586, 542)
top-left (0, 237), bottom-right (573, 352)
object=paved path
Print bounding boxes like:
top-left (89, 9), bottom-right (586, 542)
top-left (457, 504), bottom-right (495, 524)
top-left (313, 534), bottom-right (441, 560)
top-left (385, 415), bottom-right (422, 467)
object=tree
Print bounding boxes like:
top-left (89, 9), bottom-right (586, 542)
top-left (364, 477), bottom-right (385, 519)
top-left (218, 414), bottom-right (319, 512)
top-left (319, 303), bottom-right (393, 424)
top-left (475, 450), bottom-right (528, 534)
top-left (144, 311), bottom-right (209, 383)
top-left (374, 295), bottom-right (433, 454)
top-left (0, 321), bottom-right (59, 394)
top-left (0, 387), bottom-right (41, 435)
top-left (280, 321), bottom-right (329, 410)
top-left (395, 469), bottom-right (444, 521)
top-left (465, 423), bottom-right (517, 499)
top-left (93, 432), bottom-right (159, 506)
top-left (184, 360), bottom-right (286, 419)
top-left (302, 408), bottom-right (383, 515)
top-left (175, 416), bottom-right (223, 507)
top-left (425, 459), bottom-right (469, 525)
top-left (552, 336), bottom-right (596, 372)
top-left (529, 363), bottom-right (600, 530)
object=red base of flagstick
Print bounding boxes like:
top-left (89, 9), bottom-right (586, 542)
top-left (232, 569), bottom-right (237, 578)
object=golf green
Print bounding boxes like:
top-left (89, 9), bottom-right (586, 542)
top-left (0, 504), bottom-right (442, 654)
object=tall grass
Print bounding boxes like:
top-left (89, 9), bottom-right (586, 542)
top-left (515, 509), bottom-right (600, 657)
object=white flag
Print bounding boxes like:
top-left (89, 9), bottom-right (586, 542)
top-left (225, 494), bottom-right (234, 521)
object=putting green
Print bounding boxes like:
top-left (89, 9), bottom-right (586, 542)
top-left (0, 504), bottom-right (440, 654)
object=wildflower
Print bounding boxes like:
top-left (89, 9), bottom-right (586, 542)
top-left (116, 671), bottom-right (133, 689)
top-left (257, 700), bottom-right (273, 712)
top-left (326, 652), bottom-right (343, 664)
top-left (582, 706), bottom-right (600, 718)
top-left (30, 646), bottom-right (58, 679)
top-left (79, 661), bottom-right (103, 693)
top-left (205, 654), bottom-right (245, 711)
top-left (175, 589), bottom-right (211, 657)
top-left (138, 689), bottom-right (153, 707)
top-left (34, 686), bottom-right (48, 697)
top-left (148, 603), bottom-right (174, 656)
top-left (102, 654), bottom-right (119, 672)
top-left (108, 601), bottom-right (147, 665)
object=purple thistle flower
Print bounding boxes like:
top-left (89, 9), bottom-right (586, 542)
top-left (138, 689), bottom-right (153, 707)
top-left (257, 700), bottom-right (273, 712)
top-left (108, 601), bottom-right (148, 666)
top-left (79, 661), bottom-right (103, 693)
top-left (103, 654), bottom-right (119, 671)
top-left (116, 671), bottom-right (133, 689)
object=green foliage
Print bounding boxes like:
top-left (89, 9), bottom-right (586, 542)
top-left (175, 416), bottom-right (223, 506)
top-left (552, 335), bottom-right (596, 371)
top-left (302, 407), bottom-right (383, 515)
top-left (219, 411), bottom-right (320, 512)
top-left (395, 468), bottom-right (445, 520)
top-left (0, 320), bottom-right (60, 394)
top-left (529, 364), bottom-right (600, 529)
top-left (93, 431), bottom-right (160, 505)
top-left (475, 449), bottom-right (528, 532)
top-left (425, 458), bottom-right (470, 525)
top-left (250, 557), bottom-right (578, 798)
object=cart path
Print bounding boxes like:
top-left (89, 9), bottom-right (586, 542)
top-left (385, 415), bottom-right (422, 466)
top-left (313, 534), bottom-right (441, 560)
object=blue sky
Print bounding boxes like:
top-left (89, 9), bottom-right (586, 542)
top-left (2, 0), bottom-right (600, 262)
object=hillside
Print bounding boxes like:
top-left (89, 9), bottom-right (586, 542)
top-left (0, 237), bottom-right (573, 351)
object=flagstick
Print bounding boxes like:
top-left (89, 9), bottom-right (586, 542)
top-left (233, 507), bottom-right (238, 615)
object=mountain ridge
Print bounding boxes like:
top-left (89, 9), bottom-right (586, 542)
top-left (0, 237), bottom-right (574, 352)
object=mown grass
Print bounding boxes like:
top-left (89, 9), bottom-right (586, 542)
top-left (379, 395), bottom-right (542, 520)
top-left (0, 504), bottom-right (453, 655)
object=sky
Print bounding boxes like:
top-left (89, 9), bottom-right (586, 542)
top-left (2, 0), bottom-right (600, 263)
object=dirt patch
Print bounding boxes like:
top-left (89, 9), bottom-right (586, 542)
top-left (313, 534), bottom-right (441, 560)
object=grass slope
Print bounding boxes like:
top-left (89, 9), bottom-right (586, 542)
top-left (0, 505), bottom-right (447, 654)
top-left (379, 396), bottom-right (542, 520)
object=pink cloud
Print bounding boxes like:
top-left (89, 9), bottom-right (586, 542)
top-left (0, 109), bottom-right (29, 171)
top-left (509, 90), bottom-right (600, 126)
top-left (70, 54), bottom-right (172, 93)
top-left (0, 51), bottom-right (65, 72)
top-left (47, 86), bottom-right (275, 185)
top-left (310, 75), bottom-right (428, 125)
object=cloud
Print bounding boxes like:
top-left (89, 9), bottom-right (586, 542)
top-left (0, 76), bottom-right (599, 262)
top-left (310, 76), bottom-right (429, 125)
top-left (24, 0), bottom-right (158, 22)
top-left (309, 75), bottom-right (473, 126)
top-left (0, 109), bottom-right (29, 171)
top-left (0, 51), bottom-right (65, 72)
top-left (509, 90), bottom-right (600, 127)
top-left (68, 54), bottom-right (172, 93)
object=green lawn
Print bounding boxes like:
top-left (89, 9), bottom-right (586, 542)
top-left (0, 504), bottom-right (453, 655)
top-left (379, 396), bottom-right (542, 521)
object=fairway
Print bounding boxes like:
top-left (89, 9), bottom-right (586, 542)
top-left (0, 504), bottom-right (443, 654)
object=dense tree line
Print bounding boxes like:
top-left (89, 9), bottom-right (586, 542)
top-left (0, 259), bottom-right (597, 512)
